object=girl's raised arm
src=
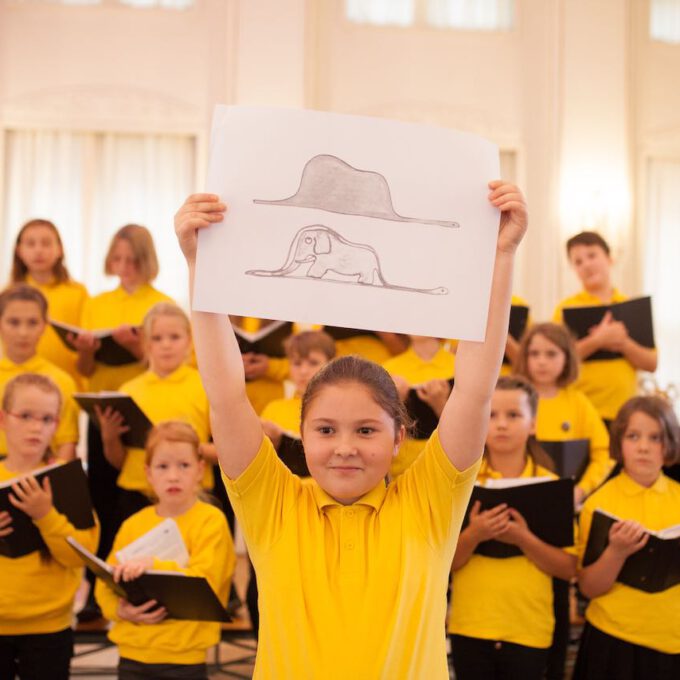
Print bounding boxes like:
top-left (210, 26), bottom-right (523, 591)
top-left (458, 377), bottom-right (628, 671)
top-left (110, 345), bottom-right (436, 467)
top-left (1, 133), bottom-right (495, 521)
top-left (174, 194), bottom-right (263, 479)
top-left (438, 181), bottom-right (528, 471)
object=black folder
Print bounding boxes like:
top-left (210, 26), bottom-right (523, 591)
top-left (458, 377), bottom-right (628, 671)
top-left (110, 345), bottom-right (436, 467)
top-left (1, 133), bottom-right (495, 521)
top-left (582, 510), bottom-right (680, 593)
top-left (74, 393), bottom-right (153, 449)
top-left (536, 439), bottom-right (590, 481)
top-left (50, 320), bottom-right (140, 367)
top-left (277, 434), bottom-right (310, 477)
top-left (464, 478), bottom-right (574, 559)
top-left (503, 304), bottom-right (530, 365)
top-left (233, 320), bottom-right (293, 358)
top-left (404, 378), bottom-right (455, 440)
top-left (562, 296), bottom-right (655, 361)
top-left (0, 460), bottom-right (96, 558)
top-left (67, 537), bottom-right (230, 622)
top-left (323, 326), bottom-right (378, 342)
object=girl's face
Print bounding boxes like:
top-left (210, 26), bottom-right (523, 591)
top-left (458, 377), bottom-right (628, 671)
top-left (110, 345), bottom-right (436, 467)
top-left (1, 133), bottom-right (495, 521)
top-left (301, 382), bottom-right (403, 505)
top-left (0, 386), bottom-right (59, 464)
top-left (16, 225), bottom-right (62, 278)
top-left (621, 410), bottom-right (665, 487)
top-left (146, 315), bottom-right (191, 377)
top-left (145, 441), bottom-right (204, 508)
top-left (0, 300), bottom-right (46, 363)
top-left (486, 389), bottom-right (535, 457)
top-left (526, 333), bottom-right (566, 389)
top-left (289, 350), bottom-right (329, 395)
top-left (568, 244), bottom-right (612, 292)
top-left (109, 238), bottom-right (141, 290)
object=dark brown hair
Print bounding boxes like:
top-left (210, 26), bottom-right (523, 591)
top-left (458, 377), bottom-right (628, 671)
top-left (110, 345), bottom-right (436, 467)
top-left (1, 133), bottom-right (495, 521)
top-left (566, 231), bottom-right (611, 257)
top-left (104, 224), bottom-right (159, 283)
top-left (490, 375), bottom-right (555, 472)
top-left (11, 219), bottom-right (71, 284)
top-left (0, 284), bottom-right (48, 321)
top-left (514, 323), bottom-right (579, 388)
top-left (284, 330), bottom-right (336, 362)
top-left (301, 355), bottom-right (412, 439)
top-left (610, 396), bottom-right (680, 466)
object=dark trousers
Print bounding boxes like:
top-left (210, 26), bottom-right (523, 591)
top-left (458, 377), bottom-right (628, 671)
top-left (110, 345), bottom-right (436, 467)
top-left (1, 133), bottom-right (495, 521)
top-left (573, 621), bottom-right (680, 680)
top-left (449, 634), bottom-right (548, 680)
top-left (0, 628), bottom-right (73, 680)
top-left (545, 578), bottom-right (570, 680)
top-left (118, 657), bottom-right (208, 680)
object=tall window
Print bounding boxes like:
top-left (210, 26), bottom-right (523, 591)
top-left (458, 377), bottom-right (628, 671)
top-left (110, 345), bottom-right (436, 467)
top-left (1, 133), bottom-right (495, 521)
top-left (346, 0), bottom-right (414, 26)
top-left (650, 0), bottom-right (680, 43)
top-left (1, 130), bottom-right (196, 305)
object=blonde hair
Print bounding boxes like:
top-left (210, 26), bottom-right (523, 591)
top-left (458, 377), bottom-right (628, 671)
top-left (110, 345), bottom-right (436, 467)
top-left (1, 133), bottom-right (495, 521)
top-left (145, 421), bottom-right (201, 466)
top-left (142, 302), bottom-right (191, 340)
top-left (104, 224), bottom-right (159, 283)
top-left (11, 219), bottom-right (70, 284)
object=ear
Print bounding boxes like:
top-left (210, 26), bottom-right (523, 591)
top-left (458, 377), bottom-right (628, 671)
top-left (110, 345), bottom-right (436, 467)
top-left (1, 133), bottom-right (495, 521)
top-left (529, 416), bottom-right (536, 437)
top-left (393, 424), bottom-right (406, 456)
top-left (313, 231), bottom-right (332, 255)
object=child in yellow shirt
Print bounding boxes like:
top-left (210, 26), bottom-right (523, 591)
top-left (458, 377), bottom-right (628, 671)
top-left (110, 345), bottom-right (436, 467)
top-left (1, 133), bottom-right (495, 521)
top-left (448, 376), bottom-right (577, 680)
top-left (95, 421), bottom-right (235, 680)
top-left (0, 285), bottom-right (79, 460)
top-left (9, 218), bottom-right (89, 387)
top-left (574, 396), bottom-right (680, 679)
top-left (174, 182), bottom-right (528, 678)
top-left (0, 374), bottom-right (99, 680)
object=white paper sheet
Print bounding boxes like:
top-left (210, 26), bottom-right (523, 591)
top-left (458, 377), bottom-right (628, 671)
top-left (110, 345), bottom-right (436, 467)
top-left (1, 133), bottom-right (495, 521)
top-left (115, 518), bottom-right (189, 567)
top-left (194, 106), bottom-right (500, 341)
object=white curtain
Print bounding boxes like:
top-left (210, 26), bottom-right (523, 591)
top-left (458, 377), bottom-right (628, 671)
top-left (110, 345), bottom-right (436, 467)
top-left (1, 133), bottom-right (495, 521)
top-left (346, 0), bottom-right (415, 26)
top-left (644, 158), bottom-right (680, 396)
top-left (650, 0), bottom-right (680, 44)
top-left (1, 129), bottom-right (195, 307)
top-left (427, 0), bottom-right (515, 30)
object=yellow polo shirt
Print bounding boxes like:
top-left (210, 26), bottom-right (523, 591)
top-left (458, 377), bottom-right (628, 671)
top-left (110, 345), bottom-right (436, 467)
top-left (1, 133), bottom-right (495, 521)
top-left (95, 500), bottom-right (234, 665)
top-left (0, 460), bottom-right (100, 635)
top-left (260, 396), bottom-right (301, 436)
top-left (224, 431), bottom-right (480, 679)
top-left (448, 457), bottom-right (574, 648)
top-left (80, 284), bottom-right (172, 392)
top-left (27, 275), bottom-right (89, 388)
top-left (0, 355), bottom-right (79, 455)
top-left (578, 472), bottom-right (680, 653)
top-left (116, 365), bottom-right (213, 493)
top-left (553, 289), bottom-right (641, 420)
top-left (334, 335), bottom-right (392, 364)
top-left (536, 385), bottom-right (612, 496)
top-left (383, 345), bottom-right (455, 478)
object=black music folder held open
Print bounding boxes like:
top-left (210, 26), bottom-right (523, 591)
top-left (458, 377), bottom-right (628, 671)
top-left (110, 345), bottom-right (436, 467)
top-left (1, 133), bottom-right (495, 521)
top-left (582, 510), bottom-right (680, 593)
top-left (232, 320), bottom-right (293, 358)
top-left (562, 296), bottom-right (655, 362)
top-left (536, 439), bottom-right (590, 481)
top-left (404, 378), bottom-right (455, 440)
top-left (322, 325), bottom-right (378, 342)
top-left (464, 477), bottom-right (574, 559)
top-left (50, 319), bottom-right (140, 367)
top-left (503, 304), bottom-right (530, 365)
top-left (0, 460), bottom-right (95, 558)
top-left (74, 392), bottom-right (153, 449)
top-left (67, 537), bottom-right (230, 622)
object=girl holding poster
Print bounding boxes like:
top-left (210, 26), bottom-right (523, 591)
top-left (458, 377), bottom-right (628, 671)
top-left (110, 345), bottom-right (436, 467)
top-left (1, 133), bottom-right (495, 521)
top-left (174, 180), bottom-right (527, 679)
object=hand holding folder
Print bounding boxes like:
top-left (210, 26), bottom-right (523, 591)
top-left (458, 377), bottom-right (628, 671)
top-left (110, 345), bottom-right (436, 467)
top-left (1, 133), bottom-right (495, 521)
top-left (232, 320), bottom-right (293, 358)
top-left (405, 378), bottom-right (455, 439)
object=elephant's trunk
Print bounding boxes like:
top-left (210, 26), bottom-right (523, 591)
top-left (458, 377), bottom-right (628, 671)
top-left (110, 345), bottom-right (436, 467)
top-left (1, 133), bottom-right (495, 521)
top-left (246, 233), bottom-right (304, 277)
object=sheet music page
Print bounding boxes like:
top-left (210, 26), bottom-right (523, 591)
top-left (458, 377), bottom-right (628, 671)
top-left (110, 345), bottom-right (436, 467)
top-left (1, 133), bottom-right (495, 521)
top-left (115, 518), bottom-right (189, 567)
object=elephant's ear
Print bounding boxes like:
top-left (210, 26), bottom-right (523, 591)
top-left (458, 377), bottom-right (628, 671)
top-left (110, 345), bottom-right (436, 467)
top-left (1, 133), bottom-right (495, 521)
top-left (314, 231), bottom-right (332, 255)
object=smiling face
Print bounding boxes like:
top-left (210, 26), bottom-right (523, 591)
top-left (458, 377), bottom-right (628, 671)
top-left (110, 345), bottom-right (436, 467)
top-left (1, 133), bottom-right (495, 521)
top-left (109, 238), bottom-right (142, 290)
top-left (0, 385), bottom-right (59, 466)
top-left (526, 333), bottom-right (567, 389)
top-left (621, 410), bottom-right (665, 487)
top-left (146, 315), bottom-right (191, 378)
top-left (301, 382), bottom-right (404, 505)
top-left (568, 243), bottom-right (612, 293)
top-left (486, 388), bottom-right (535, 459)
top-left (16, 224), bottom-right (63, 279)
top-left (145, 440), bottom-right (204, 511)
top-left (0, 300), bottom-right (46, 364)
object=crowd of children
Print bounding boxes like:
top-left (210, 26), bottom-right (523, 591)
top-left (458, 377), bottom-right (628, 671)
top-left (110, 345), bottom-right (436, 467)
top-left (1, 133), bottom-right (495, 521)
top-left (0, 189), bottom-right (677, 680)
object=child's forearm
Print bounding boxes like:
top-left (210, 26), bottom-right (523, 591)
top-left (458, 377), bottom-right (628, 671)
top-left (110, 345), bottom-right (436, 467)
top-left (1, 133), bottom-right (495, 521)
top-left (451, 526), bottom-right (482, 571)
top-left (519, 532), bottom-right (577, 581)
top-left (621, 340), bottom-right (657, 372)
top-left (578, 546), bottom-right (626, 598)
top-left (102, 437), bottom-right (126, 470)
top-left (76, 350), bottom-right (96, 377)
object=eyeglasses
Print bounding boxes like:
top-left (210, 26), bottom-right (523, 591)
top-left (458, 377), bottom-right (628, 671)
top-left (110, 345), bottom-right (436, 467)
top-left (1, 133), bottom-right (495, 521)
top-left (6, 411), bottom-right (58, 426)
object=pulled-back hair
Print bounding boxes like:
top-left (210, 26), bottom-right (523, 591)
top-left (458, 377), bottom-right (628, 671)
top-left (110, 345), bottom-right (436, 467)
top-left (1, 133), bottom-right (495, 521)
top-left (301, 355), bottom-right (412, 438)
top-left (11, 219), bottom-right (71, 284)
top-left (2, 373), bottom-right (62, 414)
top-left (145, 421), bottom-right (201, 466)
top-left (610, 396), bottom-right (680, 466)
top-left (284, 330), bottom-right (336, 362)
top-left (514, 323), bottom-right (580, 388)
top-left (104, 224), bottom-right (159, 283)
top-left (566, 231), bottom-right (611, 257)
top-left (491, 375), bottom-right (555, 472)
top-left (142, 302), bottom-right (191, 340)
top-left (0, 284), bottom-right (48, 321)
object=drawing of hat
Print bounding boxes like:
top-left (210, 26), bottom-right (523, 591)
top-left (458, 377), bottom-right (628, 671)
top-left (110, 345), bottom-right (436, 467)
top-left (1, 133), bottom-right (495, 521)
top-left (254, 154), bottom-right (460, 228)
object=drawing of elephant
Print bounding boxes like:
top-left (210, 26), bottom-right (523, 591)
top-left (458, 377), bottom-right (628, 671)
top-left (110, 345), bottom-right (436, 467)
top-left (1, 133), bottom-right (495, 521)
top-left (246, 225), bottom-right (448, 296)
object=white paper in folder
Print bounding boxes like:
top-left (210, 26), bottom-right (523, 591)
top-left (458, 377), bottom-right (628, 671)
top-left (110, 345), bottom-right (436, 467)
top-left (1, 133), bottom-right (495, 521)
top-left (115, 518), bottom-right (189, 567)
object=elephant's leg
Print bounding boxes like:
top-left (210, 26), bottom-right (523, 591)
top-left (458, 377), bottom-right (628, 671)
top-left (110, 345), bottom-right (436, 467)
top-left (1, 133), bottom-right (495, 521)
top-left (306, 260), bottom-right (329, 278)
